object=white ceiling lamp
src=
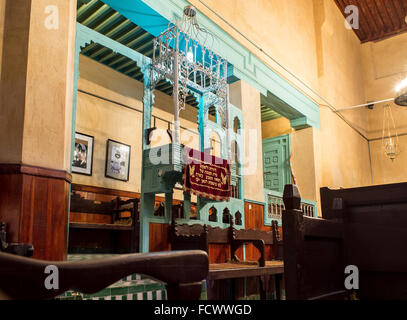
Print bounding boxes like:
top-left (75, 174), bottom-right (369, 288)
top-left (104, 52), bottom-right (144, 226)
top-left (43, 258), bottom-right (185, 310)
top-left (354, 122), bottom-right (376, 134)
top-left (395, 76), bottom-right (407, 106)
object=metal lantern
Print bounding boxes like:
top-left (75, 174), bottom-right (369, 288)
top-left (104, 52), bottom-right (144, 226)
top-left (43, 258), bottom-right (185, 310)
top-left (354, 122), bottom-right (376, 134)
top-left (150, 6), bottom-right (229, 147)
top-left (382, 104), bottom-right (400, 161)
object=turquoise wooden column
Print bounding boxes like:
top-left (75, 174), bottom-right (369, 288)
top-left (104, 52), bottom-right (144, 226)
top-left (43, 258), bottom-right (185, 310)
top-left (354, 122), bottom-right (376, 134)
top-left (140, 64), bottom-right (155, 253)
top-left (74, 23), bottom-right (152, 253)
top-left (67, 24), bottom-right (83, 249)
top-left (198, 94), bottom-right (205, 152)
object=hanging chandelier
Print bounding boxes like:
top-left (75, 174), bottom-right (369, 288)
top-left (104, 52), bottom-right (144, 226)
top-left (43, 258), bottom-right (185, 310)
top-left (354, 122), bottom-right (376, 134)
top-left (150, 6), bottom-right (229, 145)
top-left (382, 104), bottom-right (400, 161)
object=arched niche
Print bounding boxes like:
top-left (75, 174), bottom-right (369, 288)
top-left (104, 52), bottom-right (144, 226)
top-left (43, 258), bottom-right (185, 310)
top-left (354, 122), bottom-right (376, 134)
top-left (233, 116), bottom-right (241, 134)
top-left (235, 211), bottom-right (242, 226)
top-left (209, 206), bottom-right (217, 222)
top-left (222, 208), bottom-right (231, 224)
top-left (209, 131), bottom-right (222, 158)
top-left (231, 140), bottom-right (240, 169)
top-left (208, 105), bottom-right (217, 123)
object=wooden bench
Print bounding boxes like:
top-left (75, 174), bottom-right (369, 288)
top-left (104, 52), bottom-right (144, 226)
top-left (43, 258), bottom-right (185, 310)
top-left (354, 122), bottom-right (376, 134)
top-left (0, 222), bottom-right (34, 257)
top-left (283, 183), bottom-right (407, 300)
top-left (170, 216), bottom-right (281, 267)
top-left (0, 250), bottom-right (208, 300)
top-left (69, 193), bottom-right (139, 253)
top-left (207, 261), bottom-right (284, 300)
top-left (170, 216), bottom-right (284, 300)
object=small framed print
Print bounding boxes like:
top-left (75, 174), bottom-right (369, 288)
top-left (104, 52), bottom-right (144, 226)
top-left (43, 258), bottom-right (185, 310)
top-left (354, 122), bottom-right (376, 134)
top-left (72, 132), bottom-right (94, 176)
top-left (105, 139), bottom-right (131, 182)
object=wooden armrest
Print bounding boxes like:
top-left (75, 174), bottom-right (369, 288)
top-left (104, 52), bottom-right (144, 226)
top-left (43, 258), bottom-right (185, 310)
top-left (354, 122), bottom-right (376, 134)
top-left (0, 250), bottom-right (208, 300)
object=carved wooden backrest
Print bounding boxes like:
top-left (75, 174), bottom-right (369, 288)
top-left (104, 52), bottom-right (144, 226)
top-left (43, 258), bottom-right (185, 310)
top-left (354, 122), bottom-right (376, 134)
top-left (206, 225), bottom-right (229, 244)
top-left (234, 228), bottom-right (274, 245)
top-left (170, 222), bottom-right (208, 252)
top-left (174, 223), bottom-right (205, 237)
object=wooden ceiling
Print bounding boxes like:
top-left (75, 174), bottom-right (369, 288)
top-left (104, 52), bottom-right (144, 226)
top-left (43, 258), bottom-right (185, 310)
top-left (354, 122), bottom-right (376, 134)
top-left (334, 0), bottom-right (407, 42)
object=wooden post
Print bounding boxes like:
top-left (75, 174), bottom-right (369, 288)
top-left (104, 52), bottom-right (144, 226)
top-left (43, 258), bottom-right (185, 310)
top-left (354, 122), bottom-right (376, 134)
top-left (183, 191), bottom-right (191, 220)
top-left (165, 192), bottom-right (173, 221)
top-left (332, 197), bottom-right (350, 269)
top-left (282, 184), bottom-right (304, 300)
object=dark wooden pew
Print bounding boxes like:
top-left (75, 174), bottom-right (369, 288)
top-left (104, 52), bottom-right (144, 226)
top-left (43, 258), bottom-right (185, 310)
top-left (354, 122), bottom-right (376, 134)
top-left (170, 217), bottom-right (284, 300)
top-left (321, 183), bottom-right (407, 300)
top-left (69, 193), bottom-right (139, 253)
top-left (283, 183), bottom-right (407, 300)
top-left (0, 250), bottom-right (208, 300)
top-left (170, 216), bottom-right (281, 266)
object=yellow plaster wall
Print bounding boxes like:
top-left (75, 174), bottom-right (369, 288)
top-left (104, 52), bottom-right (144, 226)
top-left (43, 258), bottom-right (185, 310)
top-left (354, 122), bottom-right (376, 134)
top-left (0, 0), bottom-right (31, 164)
top-left (361, 33), bottom-right (407, 185)
top-left (190, 0), bottom-right (373, 202)
top-left (362, 33), bottom-right (407, 109)
top-left (0, 0), bottom-right (6, 78)
top-left (74, 55), bottom-right (199, 198)
top-left (261, 118), bottom-right (292, 140)
top-left (230, 80), bottom-right (265, 203)
top-left (291, 128), bottom-right (319, 204)
top-left (188, 0), bottom-right (319, 99)
top-left (21, 0), bottom-right (77, 171)
top-left (313, 0), bottom-right (371, 194)
top-left (229, 0), bottom-right (371, 202)
top-left (370, 136), bottom-right (407, 185)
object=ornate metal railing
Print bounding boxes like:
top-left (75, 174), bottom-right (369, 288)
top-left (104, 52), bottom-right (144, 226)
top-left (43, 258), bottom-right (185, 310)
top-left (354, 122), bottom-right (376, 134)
top-left (231, 176), bottom-right (241, 199)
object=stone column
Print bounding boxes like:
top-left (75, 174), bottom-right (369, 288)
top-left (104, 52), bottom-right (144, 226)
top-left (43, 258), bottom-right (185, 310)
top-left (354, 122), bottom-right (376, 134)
top-left (0, 0), bottom-right (77, 260)
top-left (229, 80), bottom-right (265, 203)
top-left (290, 127), bottom-right (319, 211)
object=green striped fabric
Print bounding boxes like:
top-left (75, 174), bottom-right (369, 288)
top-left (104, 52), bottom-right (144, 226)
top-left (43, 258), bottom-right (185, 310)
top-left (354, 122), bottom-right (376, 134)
top-left (57, 254), bottom-right (167, 301)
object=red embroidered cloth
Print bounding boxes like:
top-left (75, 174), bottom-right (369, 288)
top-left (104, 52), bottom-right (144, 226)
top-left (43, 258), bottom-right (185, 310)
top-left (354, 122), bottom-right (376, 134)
top-left (182, 147), bottom-right (231, 202)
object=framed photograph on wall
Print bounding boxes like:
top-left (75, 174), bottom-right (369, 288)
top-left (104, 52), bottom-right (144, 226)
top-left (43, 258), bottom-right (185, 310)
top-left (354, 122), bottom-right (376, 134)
top-left (72, 132), bottom-right (94, 176)
top-left (105, 139), bottom-right (131, 182)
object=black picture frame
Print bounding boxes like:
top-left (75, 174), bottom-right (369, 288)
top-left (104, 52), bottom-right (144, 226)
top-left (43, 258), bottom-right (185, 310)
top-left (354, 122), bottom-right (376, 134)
top-left (72, 132), bottom-right (94, 176)
top-left (105, 139), bottom-right (131, 182)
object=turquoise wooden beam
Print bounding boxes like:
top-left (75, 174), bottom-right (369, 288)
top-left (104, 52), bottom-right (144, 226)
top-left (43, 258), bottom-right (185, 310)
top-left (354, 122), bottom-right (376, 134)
top-left (76, 23), bottom-right (150, 68)
top-left (261, 91), bottom-right (320, 130)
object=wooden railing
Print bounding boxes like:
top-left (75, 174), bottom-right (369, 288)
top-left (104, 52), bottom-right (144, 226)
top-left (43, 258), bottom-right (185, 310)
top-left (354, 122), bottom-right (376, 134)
top-left (264, 189), bottom-right (317, 224)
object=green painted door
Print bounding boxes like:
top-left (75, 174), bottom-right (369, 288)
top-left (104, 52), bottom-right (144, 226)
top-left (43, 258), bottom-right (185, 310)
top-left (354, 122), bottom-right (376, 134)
top-left (262, 135), bottom-right (291, 193)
